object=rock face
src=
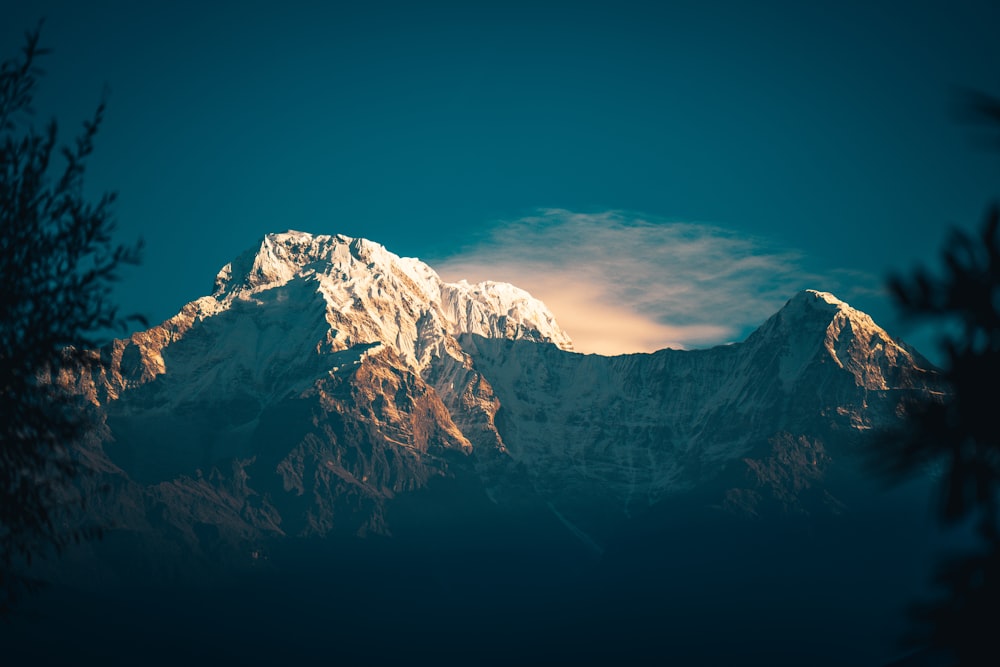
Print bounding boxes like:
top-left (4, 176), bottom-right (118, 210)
top-left (459, 289), bottom-right (937, 539)
top-left (63, 231), bottom-right (938, 574)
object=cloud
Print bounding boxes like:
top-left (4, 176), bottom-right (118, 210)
top-left (434, 209), bottom-right (879, 355)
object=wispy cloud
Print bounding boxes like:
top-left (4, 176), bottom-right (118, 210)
top-left (434, 209), bottom-right (879, 355)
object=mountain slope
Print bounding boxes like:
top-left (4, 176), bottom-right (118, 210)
top-left (53, 232), bottom-right (939, 572)
top-left (459, 289), bottom-right (937, 537)
top-left (12, 231), bottom-right (951, 667)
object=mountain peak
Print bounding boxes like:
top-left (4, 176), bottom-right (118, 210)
top-left (212, 231), bottom-right (394, 297)
top-left (195, 230), bottom-right (574, 372)
top-left (752, 289), bottom-right (933, 393)
top-left (769, 289), bottom-right (863, 335)
top-left (785, 288), bottom-right (848, 312)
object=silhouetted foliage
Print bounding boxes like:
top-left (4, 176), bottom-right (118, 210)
top-left (879, 95), bottom-right (1000, 666)
top-left (958, 89), bottom-right (1000, 152)
top-left (0, 24), bottom-right (143, 612)
top-left (885, 209), bottom-right (1000, 537)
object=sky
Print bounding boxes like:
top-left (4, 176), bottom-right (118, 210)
top-left (2, 0), bottom-right (999, 357)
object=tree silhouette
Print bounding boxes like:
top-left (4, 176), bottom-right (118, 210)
top-left (0, 24), bottom-right (143, 612)
top-left (880, 93), bottom-right (1000, 666)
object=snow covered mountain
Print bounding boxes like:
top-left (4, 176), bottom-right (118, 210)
top-left (61, 230), bottom-right (937, 572)
top-left (17, 230), bottom-right (950, 667)
top-left (86, 230), bottom-right (570, 402)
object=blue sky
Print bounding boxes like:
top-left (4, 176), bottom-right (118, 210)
top-left (3, 0), bottom-right (998, 356)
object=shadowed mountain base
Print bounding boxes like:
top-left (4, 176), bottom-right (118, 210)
top-left (2, 470), bottom-right (955, 667)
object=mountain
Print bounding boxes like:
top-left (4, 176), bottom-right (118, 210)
top-left (12, 230), bottom-right (945, 666)
top-left (62, 231), bottom-right (933, 543)
top-left (463, 288), bottom-right (933, 521)
top-left (58, 230), bottom-right (938, 554)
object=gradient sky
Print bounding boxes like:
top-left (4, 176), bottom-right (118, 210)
top-left (3, 0), bottom-right (999, 357)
